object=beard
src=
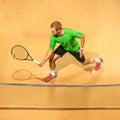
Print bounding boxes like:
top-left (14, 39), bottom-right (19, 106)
top-left (54, 31), bottom-right (61, 37)
top-left (54, 34), bottom-right (59, 37)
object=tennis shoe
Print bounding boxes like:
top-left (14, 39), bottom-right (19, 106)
top-left (94, 58), bottom-right (103, 71)
top-left (45, 73), bottom-right (56, 82)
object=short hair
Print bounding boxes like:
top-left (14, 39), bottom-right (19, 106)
top-left (50, 21), bottom-right (62, 30)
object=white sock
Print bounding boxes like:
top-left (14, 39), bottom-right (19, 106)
top-left (95, 58), bottom-right (101, 63)
top-left (50, 70), bottom-right (56, 77)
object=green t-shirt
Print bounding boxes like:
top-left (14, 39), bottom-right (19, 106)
top-left (49, 28), bottom-right (83, 52)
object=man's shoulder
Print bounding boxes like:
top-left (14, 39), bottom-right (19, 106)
top-left (64, 28), bottom-right (73, 31)
top-left (50, 35), bottom-right (56, 41)
top-left (64, 28), bottom-right (82, 33)
top-left (50, 34), bottom-right (55, 38)
top-left (63, 28), bottom-right (74, 33)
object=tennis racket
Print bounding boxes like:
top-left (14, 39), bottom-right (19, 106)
top-left (11, 45), bottom-right (40, 65)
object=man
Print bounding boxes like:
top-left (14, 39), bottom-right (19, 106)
top-left (39, 21), bottom-right (103, 82)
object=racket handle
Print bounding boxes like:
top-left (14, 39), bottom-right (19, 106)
top-left (33, 59), bottom-right (40, 65)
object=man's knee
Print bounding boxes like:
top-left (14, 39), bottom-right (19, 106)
top-left (49, 54), bottom-right (54, 62)
top-left (49, 54), bottom-right (60, 63)
top-left (80, 57), bottom-right (85, 63)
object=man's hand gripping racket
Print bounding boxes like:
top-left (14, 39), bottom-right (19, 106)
top-left (11, 45), bottom-right (41, 65)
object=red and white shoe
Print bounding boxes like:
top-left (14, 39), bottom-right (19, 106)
top-left (94, 58), bottom-right (103, 71)
top-left (45, 73), bottom-right (56, 82)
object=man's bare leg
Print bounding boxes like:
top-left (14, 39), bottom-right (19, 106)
top-left (82, 58), bottom-right (95, 65)
top-left (81, 58), bottom-right (103, 71)
top-left (45, 54), bottom-right (60, 82)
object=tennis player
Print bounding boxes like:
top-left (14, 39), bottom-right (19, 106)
top-left (39, 21), bottom-right (103, 82)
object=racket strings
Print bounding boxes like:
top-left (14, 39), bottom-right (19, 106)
top-left (11, 46), bottom-right (28, 60)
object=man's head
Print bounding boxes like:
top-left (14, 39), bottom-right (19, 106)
top-left (50, 21), bottom-right (63, 36)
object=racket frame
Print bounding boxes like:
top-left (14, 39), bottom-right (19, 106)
top-left (11, 45), bottom-right (34, 61)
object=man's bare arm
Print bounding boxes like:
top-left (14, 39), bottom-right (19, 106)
top-left (79, 33), bottom-right (85, 58)
top-left (39, 48), bottom-right (53, 66)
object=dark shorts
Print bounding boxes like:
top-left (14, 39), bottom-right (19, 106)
top-left (54, 45), bottom-right (85, 62)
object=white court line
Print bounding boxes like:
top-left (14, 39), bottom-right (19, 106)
top-left (0, 81), bottom-right (120, 87)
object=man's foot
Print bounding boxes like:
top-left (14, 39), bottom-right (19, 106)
top-left (94, 58), bottom-right (103, 71)
top-left (45, 73), bottom-right (56, 82)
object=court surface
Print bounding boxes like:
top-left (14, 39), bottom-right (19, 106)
top-left (0, 0), bottom-right (120, 119)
